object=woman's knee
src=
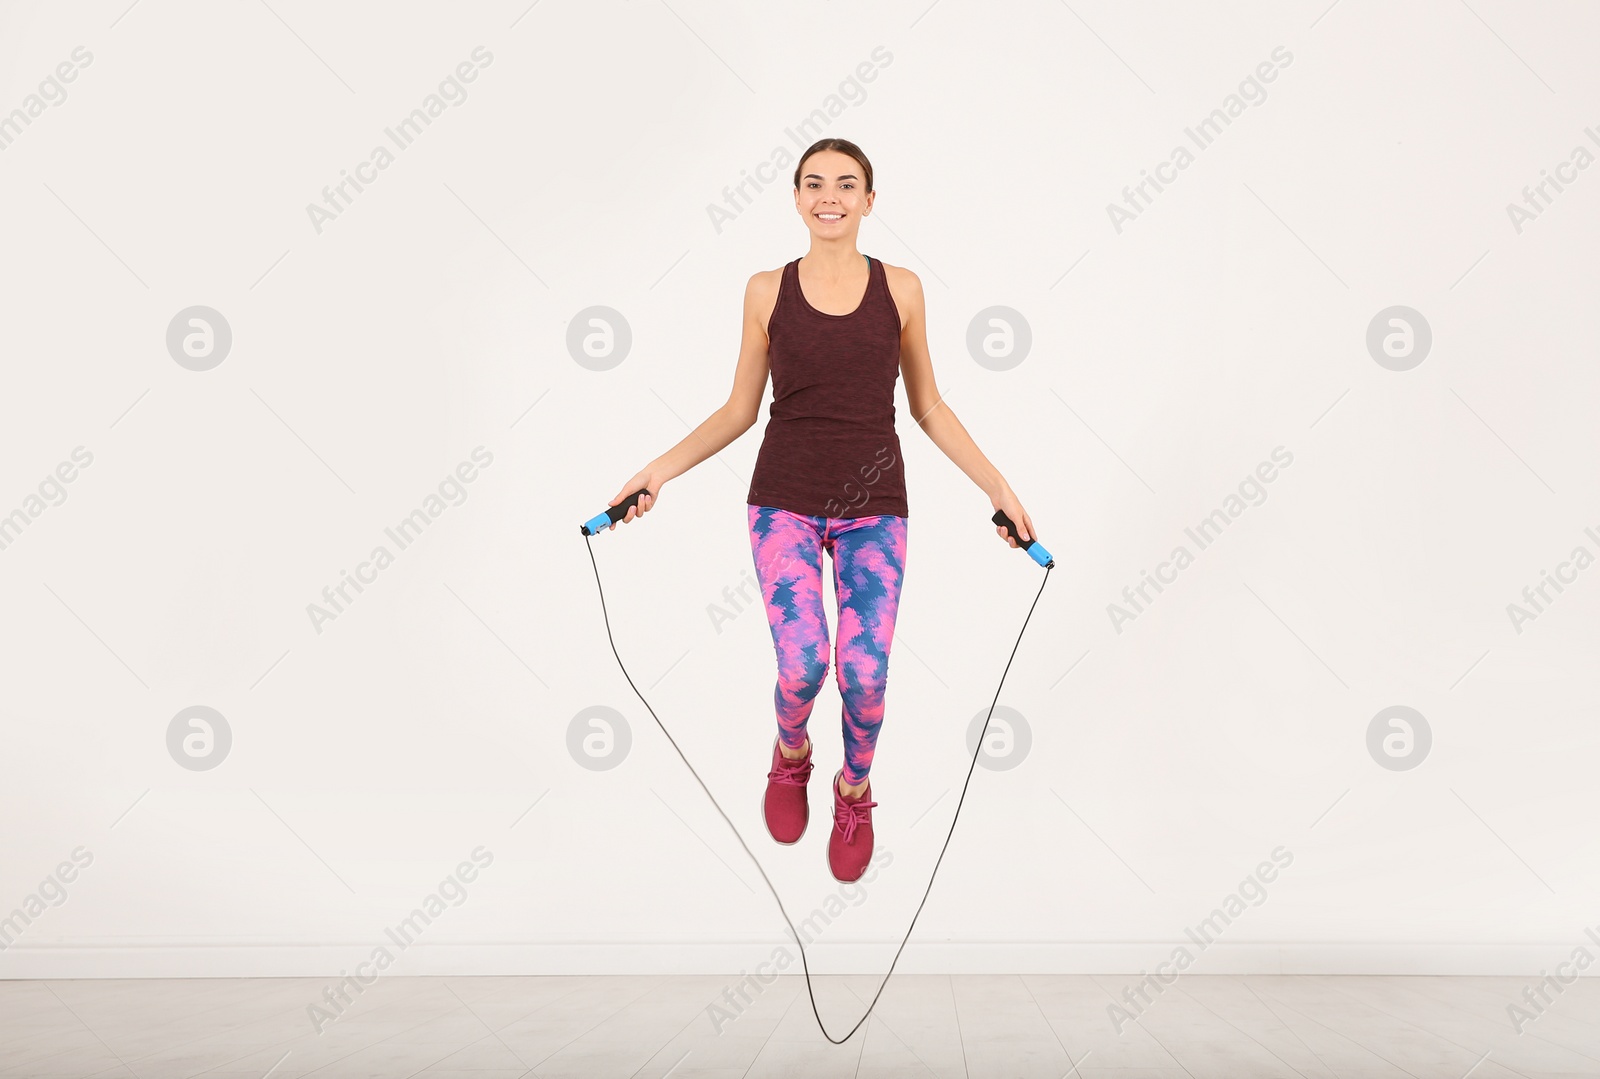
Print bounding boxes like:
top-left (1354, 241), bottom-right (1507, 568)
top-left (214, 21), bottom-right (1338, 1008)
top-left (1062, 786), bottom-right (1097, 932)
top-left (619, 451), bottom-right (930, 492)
top-left (836, 663), bottom-right (888, 712)
top-left (780, 654), bottom-right (830, 700)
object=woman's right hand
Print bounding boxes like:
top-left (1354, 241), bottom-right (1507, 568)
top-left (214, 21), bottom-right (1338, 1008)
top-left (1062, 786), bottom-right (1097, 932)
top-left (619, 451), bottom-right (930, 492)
top-left (607, 469), bottom-right (665, 529)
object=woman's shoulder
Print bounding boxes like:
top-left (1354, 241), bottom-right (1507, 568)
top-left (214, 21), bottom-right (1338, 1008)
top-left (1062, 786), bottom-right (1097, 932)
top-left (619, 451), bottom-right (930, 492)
top-left (876, 258), bottom-right (920, 290)
top-left (746, 261), bottom-right (789, 292)
top-left (877, 259), bottom-right (922, 329)
top-left (745, 263), bottom-right (789, 338)
top-left (744, 261), bottom-right (791, 296)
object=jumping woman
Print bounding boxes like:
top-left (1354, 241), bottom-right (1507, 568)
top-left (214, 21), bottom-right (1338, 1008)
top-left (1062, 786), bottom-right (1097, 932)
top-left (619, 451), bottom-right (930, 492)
top-left (606, 137), bottom-right (1041, 883)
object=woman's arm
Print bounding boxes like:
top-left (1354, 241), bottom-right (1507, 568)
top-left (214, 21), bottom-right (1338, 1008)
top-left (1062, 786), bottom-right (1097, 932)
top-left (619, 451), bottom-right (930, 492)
top-left (890, 264), bottom-right (1040, 547)
top-left (605, 270), bottom-right (777, 526)
top-left (651, 270), bottom-right (774, 478)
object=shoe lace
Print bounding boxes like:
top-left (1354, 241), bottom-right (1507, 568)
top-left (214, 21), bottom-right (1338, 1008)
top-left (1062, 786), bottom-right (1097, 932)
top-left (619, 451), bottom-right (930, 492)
top-left (834, 794), bottom-right (878, 843)
top-left (768, 753), bottom-right (813, 786)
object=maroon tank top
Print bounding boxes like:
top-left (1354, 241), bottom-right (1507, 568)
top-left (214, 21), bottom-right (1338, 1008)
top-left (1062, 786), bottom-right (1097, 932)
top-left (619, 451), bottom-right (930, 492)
top-left (747, 253), bottom-right (908, 519)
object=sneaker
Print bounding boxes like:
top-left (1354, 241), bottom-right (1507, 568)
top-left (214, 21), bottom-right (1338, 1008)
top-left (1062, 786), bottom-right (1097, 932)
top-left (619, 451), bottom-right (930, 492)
top-left (827, 768), bottom-right (878, 883)
top-left (763, 735), bottom-right (813, 844)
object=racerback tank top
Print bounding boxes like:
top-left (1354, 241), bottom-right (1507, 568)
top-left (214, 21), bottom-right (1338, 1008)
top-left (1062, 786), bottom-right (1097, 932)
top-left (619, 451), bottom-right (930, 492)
top-left (747, 253), bottom-right (908, 519)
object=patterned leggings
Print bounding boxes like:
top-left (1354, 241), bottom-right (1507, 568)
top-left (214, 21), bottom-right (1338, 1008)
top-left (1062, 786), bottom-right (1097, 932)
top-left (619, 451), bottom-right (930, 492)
top-left (746, 504), bottom-right (909, 786)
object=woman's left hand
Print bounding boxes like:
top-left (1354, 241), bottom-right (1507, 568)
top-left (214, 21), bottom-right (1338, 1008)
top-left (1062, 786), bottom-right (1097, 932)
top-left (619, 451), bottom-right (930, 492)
top-left (990, 485), bottom-right (1038, 549)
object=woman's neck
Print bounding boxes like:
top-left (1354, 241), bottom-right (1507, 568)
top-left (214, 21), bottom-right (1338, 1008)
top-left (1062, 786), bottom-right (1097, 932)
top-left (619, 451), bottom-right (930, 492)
top-left (800, 243), bottom-right (864, 276)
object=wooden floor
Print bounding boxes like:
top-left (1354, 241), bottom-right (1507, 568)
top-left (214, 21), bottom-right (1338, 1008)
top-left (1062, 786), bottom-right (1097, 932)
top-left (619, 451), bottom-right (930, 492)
top-left (2, 974), bottom-right (1596, 1078)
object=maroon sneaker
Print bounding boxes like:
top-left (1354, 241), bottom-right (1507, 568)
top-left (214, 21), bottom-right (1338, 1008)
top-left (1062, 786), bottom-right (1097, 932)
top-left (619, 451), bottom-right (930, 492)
top-left (763, 736), bottom-right (813, 844)
top-left (827, 768), bottom-right (878, 883)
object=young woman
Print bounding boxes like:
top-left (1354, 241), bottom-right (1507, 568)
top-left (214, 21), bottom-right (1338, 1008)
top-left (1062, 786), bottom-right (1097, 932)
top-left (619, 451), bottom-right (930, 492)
top-left (606, 138), bottom-right (1041, 883)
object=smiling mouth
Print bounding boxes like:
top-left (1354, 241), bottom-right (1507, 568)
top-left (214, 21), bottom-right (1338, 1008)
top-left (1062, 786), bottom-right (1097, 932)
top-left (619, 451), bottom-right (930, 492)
top-left (814, 213), bottom-right (845, 222)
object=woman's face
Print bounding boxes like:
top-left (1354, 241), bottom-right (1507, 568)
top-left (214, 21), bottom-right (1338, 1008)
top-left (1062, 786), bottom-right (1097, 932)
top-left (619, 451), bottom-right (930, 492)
top-left (795, 150), bottom-right (871, 238)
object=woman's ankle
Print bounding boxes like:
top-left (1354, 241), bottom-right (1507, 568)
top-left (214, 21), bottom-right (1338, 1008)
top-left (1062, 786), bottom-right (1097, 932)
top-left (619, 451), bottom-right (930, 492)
top-left (779, 736), bottom-right (810, 760)
top-left (837, 773), bottom-right (868, 797)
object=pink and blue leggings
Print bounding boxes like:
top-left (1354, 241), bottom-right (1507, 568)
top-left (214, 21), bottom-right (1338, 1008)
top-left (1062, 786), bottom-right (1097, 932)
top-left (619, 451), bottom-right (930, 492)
top-left (746, 505), bottom-right (909, 786)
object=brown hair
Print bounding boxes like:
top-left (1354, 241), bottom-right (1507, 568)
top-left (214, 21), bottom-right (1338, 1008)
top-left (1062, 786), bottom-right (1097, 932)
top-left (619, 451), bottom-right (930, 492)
top-left (793, 138), bottom-right (874, 194)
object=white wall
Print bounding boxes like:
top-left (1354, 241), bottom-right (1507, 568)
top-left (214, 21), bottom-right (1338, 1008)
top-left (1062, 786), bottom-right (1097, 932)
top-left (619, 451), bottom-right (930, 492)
top-left (1, 0), bottom-right (1596, 982)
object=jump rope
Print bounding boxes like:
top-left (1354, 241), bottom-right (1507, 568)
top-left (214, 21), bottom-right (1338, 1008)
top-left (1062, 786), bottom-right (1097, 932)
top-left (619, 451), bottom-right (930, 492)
top-left (580, 486), bottom-right (1054, 1043)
